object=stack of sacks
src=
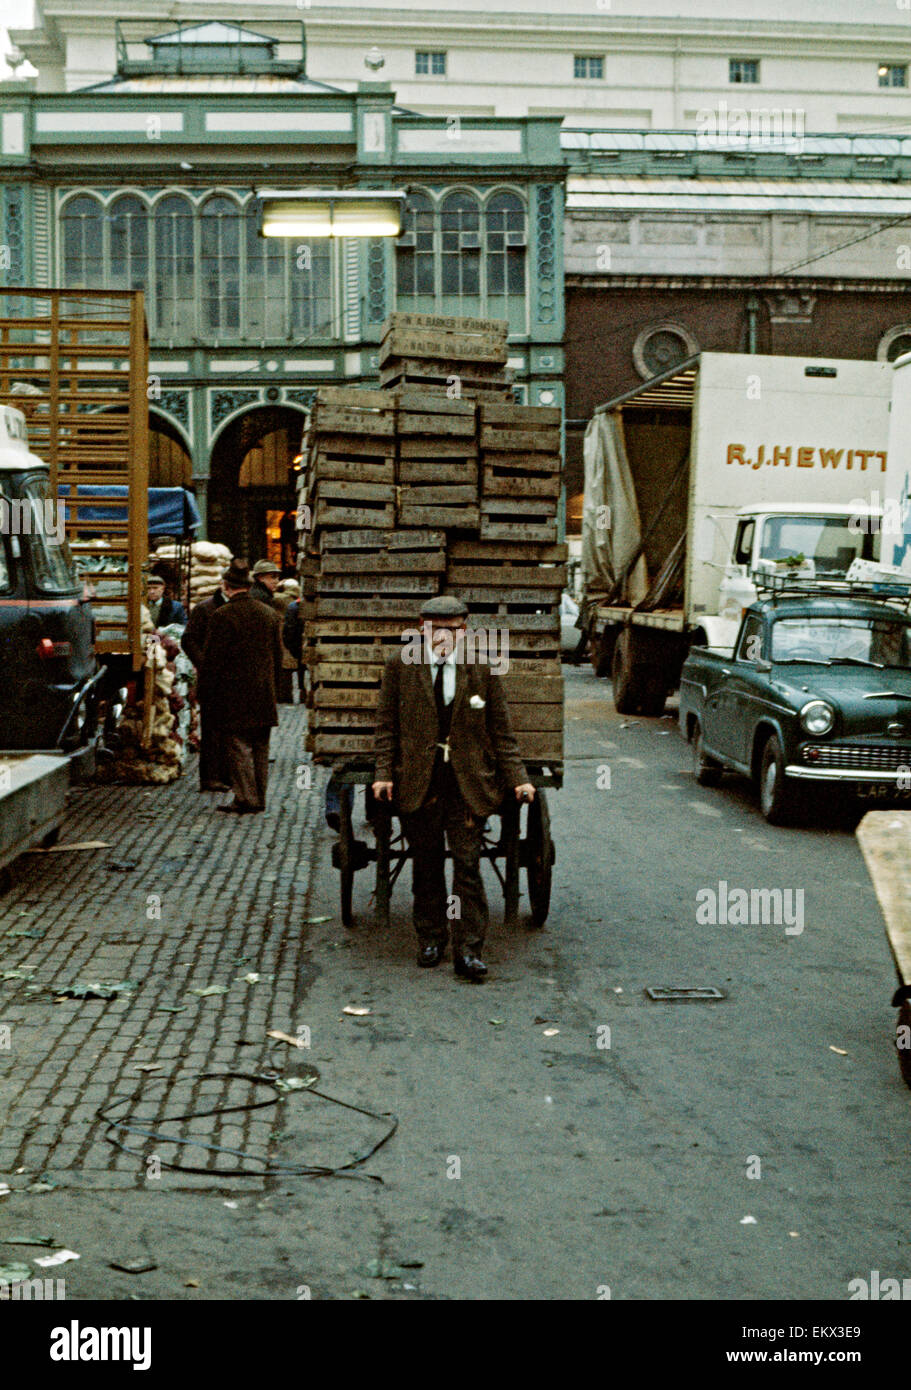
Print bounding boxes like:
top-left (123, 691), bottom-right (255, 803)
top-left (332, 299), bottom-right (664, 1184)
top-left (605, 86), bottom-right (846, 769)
top-left (153, 540), bottom-right (232, 606)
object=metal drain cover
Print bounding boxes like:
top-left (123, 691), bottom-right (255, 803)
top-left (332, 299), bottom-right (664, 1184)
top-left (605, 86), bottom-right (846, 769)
top-left (645, 986), bottom-right (726, 1003)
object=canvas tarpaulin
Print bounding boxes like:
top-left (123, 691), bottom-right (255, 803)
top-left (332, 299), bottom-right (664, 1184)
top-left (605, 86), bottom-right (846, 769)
top-left (580, 410), bottom-right (648, 606)
top-left (59, 486), bottom-right (201, 537)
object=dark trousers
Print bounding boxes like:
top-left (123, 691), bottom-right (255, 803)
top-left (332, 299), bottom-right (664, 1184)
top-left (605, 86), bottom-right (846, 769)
top-left (198, 704), bottom-right (229, 790)
top-left (224, 727), bottom-right (271, 809)
top-left (401, 767), bottom-right (488, 954)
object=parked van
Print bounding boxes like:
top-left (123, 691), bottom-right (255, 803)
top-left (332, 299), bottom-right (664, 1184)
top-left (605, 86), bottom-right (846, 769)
top-left (0, 404), bottom-right (103, 752)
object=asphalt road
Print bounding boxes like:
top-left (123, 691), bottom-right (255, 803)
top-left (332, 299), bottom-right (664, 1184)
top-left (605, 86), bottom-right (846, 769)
top-left (2, 666), bottom-right (908, 1301)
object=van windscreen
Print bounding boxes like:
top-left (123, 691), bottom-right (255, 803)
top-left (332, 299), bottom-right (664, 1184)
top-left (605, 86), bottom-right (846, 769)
top-left (20, 478), bottom-right (79, 593)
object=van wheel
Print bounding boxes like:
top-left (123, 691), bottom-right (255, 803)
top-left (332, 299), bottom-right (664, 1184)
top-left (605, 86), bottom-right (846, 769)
top-left (612, 630), bottom-right (667, 716)
top-left (611, 630), bottom-right (638, 712)
top-left (759, 735), bottom-right (793, 825)
top-left (591, 632), bottom-right (611, 678)
top-left (693, 722), bottom-right (722, 787)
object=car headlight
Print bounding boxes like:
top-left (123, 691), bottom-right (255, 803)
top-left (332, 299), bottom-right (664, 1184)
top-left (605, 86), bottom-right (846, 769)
top-left (800, 700), bottom-right (835, 736)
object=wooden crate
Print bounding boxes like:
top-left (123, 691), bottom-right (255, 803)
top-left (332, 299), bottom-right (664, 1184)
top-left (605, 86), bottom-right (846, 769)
top-left (482, 466), bottom-right (561, 499)
top-left (309, 386), bottom-right (396, 436)
top-left (316, 572), bottom-right (439, 597)
top-left (515, 732), bottom-right (564, 764)
top-left (380, 314), bottom-right (508, 369)
top-left (319, 526), bottom-right (446, 553)
top-left (380, 364), bottom-right (514, 401)
top-left (311, 480), bottom-right (396, 532)
top-left (479, 498), bottom-right (559, 543)
top-left (382, 312), bottom-right (509, 338)
top-left (397, 487), bottom-right (480, 531)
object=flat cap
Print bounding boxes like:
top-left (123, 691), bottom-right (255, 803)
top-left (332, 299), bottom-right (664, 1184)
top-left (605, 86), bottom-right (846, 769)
top-left (420, 594), bottom-right (468, 620)
top-left (252, 559), bottom-right (280, 575)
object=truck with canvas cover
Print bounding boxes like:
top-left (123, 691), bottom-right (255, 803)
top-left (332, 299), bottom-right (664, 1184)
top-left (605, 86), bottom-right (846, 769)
top-left (581, 352), bottom-right (896, 715)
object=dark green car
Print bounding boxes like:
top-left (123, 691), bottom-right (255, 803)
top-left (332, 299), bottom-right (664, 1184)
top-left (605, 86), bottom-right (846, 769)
top-left (678, 594), bottom-right (911, 823)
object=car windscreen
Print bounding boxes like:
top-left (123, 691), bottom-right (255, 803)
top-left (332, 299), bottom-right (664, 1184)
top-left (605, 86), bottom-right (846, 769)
top-left (20, 477), bottom-right (80, 594)
top-left (771, 616), bottom-right (911, 668)
top-left (760, 516), bottom-right (879, 576)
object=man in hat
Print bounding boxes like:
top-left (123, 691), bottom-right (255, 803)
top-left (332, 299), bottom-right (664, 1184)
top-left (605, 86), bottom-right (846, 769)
top-left (182, 578), bottom-right (230, 792)
top-left (146, 574), bottom-right (187, 629)
top-left (250, 559), bottom-right (281, 609)
top-left (373, 595), bottom-right (536, 981)
top-left (198, 559), bottom-right (283, 814)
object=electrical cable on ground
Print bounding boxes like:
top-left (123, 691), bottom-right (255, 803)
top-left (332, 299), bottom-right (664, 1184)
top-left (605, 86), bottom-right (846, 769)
top-left (98, 1069), bottom-right (398, 1183)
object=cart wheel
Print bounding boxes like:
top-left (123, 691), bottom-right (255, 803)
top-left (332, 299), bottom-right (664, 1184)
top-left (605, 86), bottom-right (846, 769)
top-left (373, 799), bottom-right (392, 931)
top-left (338, 787), bottom-right (355, 928)
top-left (502, 795), bottom-right (521, 930)
top-left (526, 791), bottom-right (554, 929)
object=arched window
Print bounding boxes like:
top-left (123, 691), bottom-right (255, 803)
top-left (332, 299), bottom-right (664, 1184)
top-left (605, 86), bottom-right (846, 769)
top-left (440, 191), bottom-right (480, 304)
top-left (245, 198), bottom-right (286, 339)
top-left (61, 195), bottom-right (104, 288)
top-left (200, 196), bottom-right (241, 335)
top-left (486, 191), bottom-right (525, 298)
top-left (109, 196), bottom-right (149, 291)
top-left (154, 195), bottom-right (195, 339)
top-left (396, 191), bottom-right (435, 300)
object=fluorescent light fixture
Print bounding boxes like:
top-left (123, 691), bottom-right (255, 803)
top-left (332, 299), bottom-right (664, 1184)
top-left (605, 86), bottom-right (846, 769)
top-left (258, 189), bottom-right (406, 238)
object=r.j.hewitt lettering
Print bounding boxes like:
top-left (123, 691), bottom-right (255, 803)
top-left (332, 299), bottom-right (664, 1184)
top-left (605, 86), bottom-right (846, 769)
top-left (726, 444), bottom-right (888, 471)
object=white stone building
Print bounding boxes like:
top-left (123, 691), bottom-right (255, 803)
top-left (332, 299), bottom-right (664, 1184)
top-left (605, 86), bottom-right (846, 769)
top-left (10, 0), bottom-right (911, 133)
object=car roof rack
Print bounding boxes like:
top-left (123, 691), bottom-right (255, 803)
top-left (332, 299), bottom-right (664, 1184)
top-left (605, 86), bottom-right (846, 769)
top-left (750, 569), bottom-right (911, 610)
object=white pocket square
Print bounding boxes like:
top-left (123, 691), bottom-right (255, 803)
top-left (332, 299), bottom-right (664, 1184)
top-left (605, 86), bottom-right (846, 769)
top-left (469, 694), bottom-right (486, 709)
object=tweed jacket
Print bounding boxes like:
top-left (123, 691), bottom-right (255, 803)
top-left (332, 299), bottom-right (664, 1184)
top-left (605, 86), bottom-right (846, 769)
top-left (374, 651), bottom-right (528, 816)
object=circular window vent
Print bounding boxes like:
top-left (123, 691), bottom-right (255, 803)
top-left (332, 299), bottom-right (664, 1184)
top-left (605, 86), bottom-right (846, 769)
top-left (878, 325), bottom-right (911, 362)
top-left (633, 322), bottom-right (699, 379)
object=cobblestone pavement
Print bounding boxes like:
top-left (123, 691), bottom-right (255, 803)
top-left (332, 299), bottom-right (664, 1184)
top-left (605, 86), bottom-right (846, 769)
top-left (0, 707), bottom-right (322, 1190)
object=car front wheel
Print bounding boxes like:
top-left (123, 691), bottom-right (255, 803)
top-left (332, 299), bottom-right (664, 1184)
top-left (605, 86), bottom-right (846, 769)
top-left (759, 734), bottom-right (793, 825)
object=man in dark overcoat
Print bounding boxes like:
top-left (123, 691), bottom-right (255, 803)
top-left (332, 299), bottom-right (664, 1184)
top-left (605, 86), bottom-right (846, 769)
top-left (181, 579), bottom-right (230, 792)
top-left (198, 559), bottom-right (283, 814)
top-left (373, 595), bottom-right (535, 981)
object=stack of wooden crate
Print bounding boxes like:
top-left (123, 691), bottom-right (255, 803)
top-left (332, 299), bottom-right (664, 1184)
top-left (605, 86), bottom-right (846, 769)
top-left (443, 538), bottom-right (565, 767)
top-left (378, 313), bottom-right (514, 400)
top-left (479, 402), bottom-right (562, 544)
top-left (396, 391), bottom-right (479, 530)
top-left (299, 314), bottom-right (565, 771)
top-left (306, 529), bottom-right (445, 759)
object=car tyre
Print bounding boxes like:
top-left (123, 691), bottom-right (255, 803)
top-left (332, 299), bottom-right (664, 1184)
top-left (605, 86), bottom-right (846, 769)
top-left (759, 734), bottom-right (793, 825)
top-left (897, 1001), bottom-right (911, 1090)
top-left (693, 722), bottom-right (723, 787)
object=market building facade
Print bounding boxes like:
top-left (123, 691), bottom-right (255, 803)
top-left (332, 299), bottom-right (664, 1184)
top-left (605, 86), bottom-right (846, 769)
top-left (0, 21), bottom-right (565, 560)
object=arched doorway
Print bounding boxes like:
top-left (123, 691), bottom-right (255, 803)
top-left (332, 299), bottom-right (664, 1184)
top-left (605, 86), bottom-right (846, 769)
top-left (208, 405), bottom-right (306, 569)
top-left (149, 412), bottom-right (192, 489)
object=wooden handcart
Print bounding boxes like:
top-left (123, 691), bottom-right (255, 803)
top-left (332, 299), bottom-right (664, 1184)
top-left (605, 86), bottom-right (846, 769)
top-left (330, 759), bottom-right (560, 932)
